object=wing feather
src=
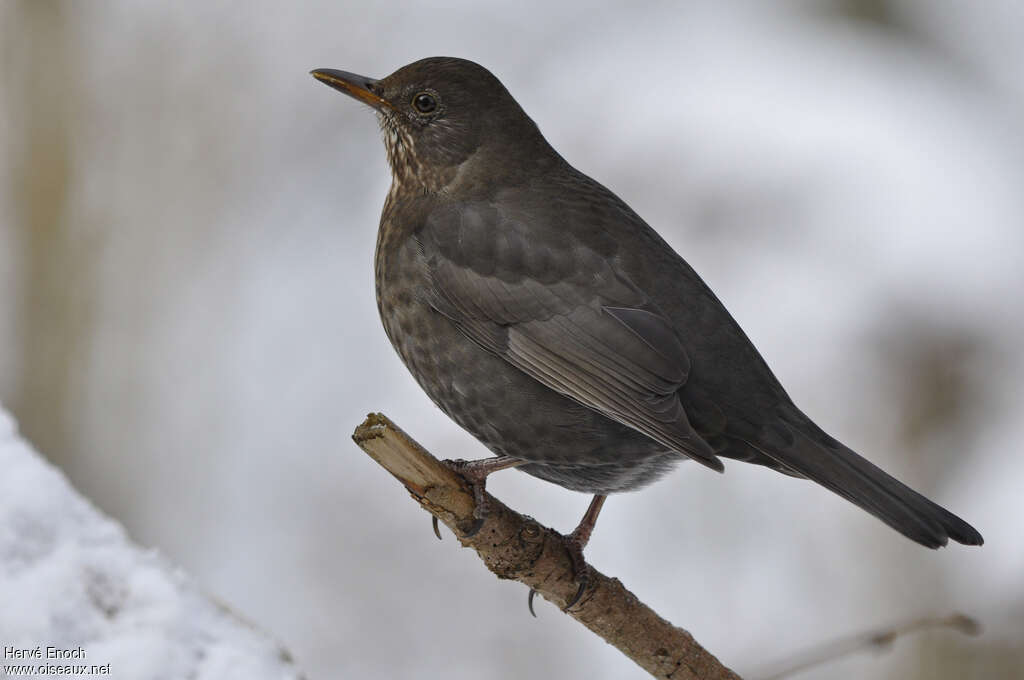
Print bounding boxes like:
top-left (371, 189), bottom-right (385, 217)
top-left (418, 203), bottom-right (721, 470)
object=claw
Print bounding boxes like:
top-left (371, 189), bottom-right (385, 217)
top-left (524, 525), bottom-right (592, 617)
top-left (463, 517), bottom-right (486, 537)
top-left (561, 538), bottom-right (590, 611)
top-left (563, 573), bottom-right (588, 610)
top-left (559, 494), bottom-right (605, 611)
top-left (431, 511), bottom-right (485, 539)
top-left (524, 553), bottom-right (588, 616)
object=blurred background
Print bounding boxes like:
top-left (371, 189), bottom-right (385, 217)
top-left (1, 1), bottom-right (1022, 678)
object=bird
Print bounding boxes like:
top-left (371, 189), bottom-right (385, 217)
top-left (311, 57), bottom-right (983, 605)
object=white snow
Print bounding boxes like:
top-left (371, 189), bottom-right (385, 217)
top-left (0, 407), bottom-right (304, 680)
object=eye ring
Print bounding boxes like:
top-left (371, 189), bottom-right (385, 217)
top-left (411, 91), bottom-right (438, 114)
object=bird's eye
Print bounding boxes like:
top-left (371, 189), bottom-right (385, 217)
top-left (412, 92), bottom-right (438, 114)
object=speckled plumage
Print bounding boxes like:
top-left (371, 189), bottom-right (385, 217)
top-left (313, 58), bottom-right (982, 548)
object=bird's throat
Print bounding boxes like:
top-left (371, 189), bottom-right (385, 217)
top-left (378, 114), bottom-right (430, 192)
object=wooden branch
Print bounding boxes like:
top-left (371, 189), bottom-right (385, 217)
top-left (352, 413), bottom-right (742, 680)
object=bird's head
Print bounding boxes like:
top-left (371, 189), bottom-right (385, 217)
top-left (312, 57), bottom-right (554, 192)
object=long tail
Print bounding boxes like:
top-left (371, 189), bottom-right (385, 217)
top-left (764, 426), bottom-right (983, 548)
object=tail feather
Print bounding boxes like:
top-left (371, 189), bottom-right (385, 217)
top-left (763, 428), bottom-right (983, 548)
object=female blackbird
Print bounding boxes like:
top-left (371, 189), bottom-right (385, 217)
top-left (311, 58), bottom-right (982, 597)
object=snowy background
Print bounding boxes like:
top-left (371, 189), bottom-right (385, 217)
top-left (1, 1), bottom-right (1022, 678)
top-left (0, 408), bottom-right (303, 679)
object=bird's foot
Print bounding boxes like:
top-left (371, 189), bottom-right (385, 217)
top-left (439, 458), bottom-right (492, 536)
top-left (554, 528), bottom-right (591, 612)
top-left (562, 528), bottom-right (591, 609)
top-left (432, 455), bottom-right (523, 538)
top-left (527, 530), bottom-right (590, 617)
top-left (441, 458), bottom-right (491, 521)
top-left (527, 494), bottom-right (605, 616)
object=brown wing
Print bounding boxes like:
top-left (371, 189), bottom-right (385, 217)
top-left (417, 201), bottom-right (722, 470)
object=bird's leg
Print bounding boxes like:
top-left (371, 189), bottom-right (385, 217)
top-left (434, 455), bottom-right (524, 537)
top-left (567, 493), bottom-right (607, 552)
top-left (529, 494), bottom-right (607, 616)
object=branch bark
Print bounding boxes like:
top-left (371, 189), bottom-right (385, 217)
top-left (351, 413), bottom-right (742, 680)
